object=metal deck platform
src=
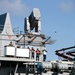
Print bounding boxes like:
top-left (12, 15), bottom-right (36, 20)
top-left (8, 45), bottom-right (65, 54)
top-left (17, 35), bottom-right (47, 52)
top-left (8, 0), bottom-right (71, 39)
top-left (0, 57), bottom-right (35, 62)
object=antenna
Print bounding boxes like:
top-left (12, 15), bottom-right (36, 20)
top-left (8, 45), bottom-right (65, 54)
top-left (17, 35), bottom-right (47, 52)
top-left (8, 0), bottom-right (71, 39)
top-left (24, 8), bottom-right (41, 34)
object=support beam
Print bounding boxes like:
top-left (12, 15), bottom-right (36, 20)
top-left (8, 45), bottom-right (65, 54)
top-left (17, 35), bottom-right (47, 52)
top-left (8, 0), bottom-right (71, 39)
top-left (14, 63), bottom-right (19, 75)
top-left (26, 64), bottom-right (29, 75)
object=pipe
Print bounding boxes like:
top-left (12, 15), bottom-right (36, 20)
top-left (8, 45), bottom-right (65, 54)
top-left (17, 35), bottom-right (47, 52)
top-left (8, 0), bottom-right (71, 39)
top-left (56, 52), bottom-right (73, 60)
top-left (56, 46), bottom-right (75, 52)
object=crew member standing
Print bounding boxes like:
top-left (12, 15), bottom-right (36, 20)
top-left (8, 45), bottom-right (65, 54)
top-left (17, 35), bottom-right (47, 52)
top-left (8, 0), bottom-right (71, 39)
top-left (27, 47), bottom-right (31, 58)
top-left (36, 48), bottom-right (40, 61)
top-left (9, 41), bottom-right (13, 46)
top-left (31, 47), bottom-right (35, 59)
top-left (42, 46), bottom-right (47, 61)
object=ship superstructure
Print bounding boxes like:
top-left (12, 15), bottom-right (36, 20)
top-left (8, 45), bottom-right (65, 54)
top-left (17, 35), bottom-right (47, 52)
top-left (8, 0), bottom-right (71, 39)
top-left (0, 8), bottom-right (75, 75)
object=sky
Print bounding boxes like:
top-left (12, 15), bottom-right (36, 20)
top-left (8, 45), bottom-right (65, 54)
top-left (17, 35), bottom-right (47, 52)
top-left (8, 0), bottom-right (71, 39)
top-left (0, 0), bottom-right (75, 60)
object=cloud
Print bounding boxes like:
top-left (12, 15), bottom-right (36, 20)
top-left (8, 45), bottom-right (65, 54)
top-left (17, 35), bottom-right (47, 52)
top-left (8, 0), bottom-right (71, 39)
top-left (60, 1), bottom-right (75, 12)
top-left (0, 0), bottom-right (31, 16)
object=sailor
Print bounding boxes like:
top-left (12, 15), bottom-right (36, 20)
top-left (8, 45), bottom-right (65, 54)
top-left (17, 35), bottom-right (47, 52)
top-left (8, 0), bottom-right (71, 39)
top-left (36, 48), bottom-right (40, 61)
top-left (31, 47), bottom-right (35, 59)
top-left (9, 41), bottom-right (13, 46)
top-left (17, 45), bottom-right (20, 48)
top-left (27, 47), bottom-right (31, 58)
top-left (42, 46), bottom-right (47, 61)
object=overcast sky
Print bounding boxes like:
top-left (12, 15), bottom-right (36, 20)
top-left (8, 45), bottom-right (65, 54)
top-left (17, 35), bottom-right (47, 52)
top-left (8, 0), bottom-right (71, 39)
top-left (0, 0), bottom-right (75, 60)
